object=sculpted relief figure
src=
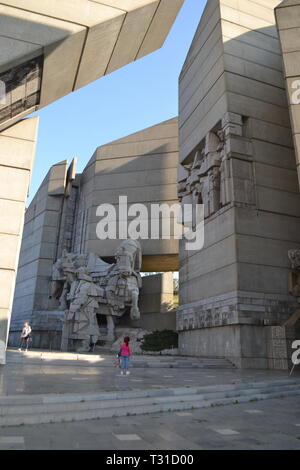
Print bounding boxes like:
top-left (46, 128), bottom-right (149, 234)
top-left (104, 239), bottom-right (142, 320)
top-left (50, 250), bottom-right (87, 310)
top-left (178, 130), bottom-right (226, 223)
top-left (52, 239), bottom-right (142, 352)
top-left (288, 249), bottom-right (300, 303)
top-left (65, 267), bottom-right (103, 352)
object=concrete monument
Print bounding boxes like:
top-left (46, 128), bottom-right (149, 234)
top-left (177, 0), bottom-right (300, 369)
top-left (57, 239), bottom-right (142, 351)
top-left (0, 0), bottom-right (184, 364)
top-left (9, 118), bottom-right (178, 350)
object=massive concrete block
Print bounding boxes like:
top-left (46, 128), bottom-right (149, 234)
top-left (73, 117), bottom-right (179, 269)
top-left (177, 0), bottom-right (300, 369)
top-left (0, 116), bottom-right (39, 364)
top-left (9, 160), bottom-right (68, 343)
top-left (275, 0), bottom-right (300, 187)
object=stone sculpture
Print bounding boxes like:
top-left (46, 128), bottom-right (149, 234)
top-left (52, 239), bottom-right (142, 352)
top-left (288, 249), bottom-right (300, 303)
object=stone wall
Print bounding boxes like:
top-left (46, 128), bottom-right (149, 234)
top-left (177, 0), bottom-right (300, 369)
top-left (9, 118), bottom-right (180, 349)
top-left (118, 272), bottom-right (176, 331)
top-left (75, 117), bottom-right (180, 272)
top-left (9, 160), bottom-right (68, 345)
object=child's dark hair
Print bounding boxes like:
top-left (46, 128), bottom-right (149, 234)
top-left (124, 336), bottom-right (130, 345)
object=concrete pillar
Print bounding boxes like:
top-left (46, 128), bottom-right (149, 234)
top-left (0, 116), bottom-right (39, 364)
top-left (275, 1), bottom-right (300, 190)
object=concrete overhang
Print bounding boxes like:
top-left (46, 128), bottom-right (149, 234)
top-left (0, 0), bottom-right (184, 131)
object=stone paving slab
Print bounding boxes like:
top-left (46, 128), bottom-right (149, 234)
top-left (0, 396), bottom-right (299, 450)
top-left (1, 350), bottom-right (299, 397)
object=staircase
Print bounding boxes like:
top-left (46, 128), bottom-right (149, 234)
top-left (6, 350), bottom-right (235, 369)
top-left (1, 378), bottom-right (299, 426)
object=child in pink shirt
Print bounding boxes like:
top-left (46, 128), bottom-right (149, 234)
top-left (119, 336), bottom-right (132, 376)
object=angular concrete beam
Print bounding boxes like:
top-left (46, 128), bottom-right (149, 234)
top-left (0, 0), bottom-right (184, 131)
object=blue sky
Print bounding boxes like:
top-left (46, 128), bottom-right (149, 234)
top-left (29, 0), bottom-right (206, 203)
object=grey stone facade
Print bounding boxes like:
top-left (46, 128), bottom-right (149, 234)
top-left (177, 0), bottom-right (300, 368)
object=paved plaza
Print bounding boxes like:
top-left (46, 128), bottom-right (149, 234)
top-left (0, 349), bottom-right (297, 396)
top-left (0, 350), bottom-right (299, 450)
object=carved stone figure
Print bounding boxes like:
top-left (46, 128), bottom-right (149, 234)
top-left (289, 249), bottom-right (300, 270)
top-left (64, 267), bottom-right (103, 352)
top-left (208, 166), bottom-right (221, 215)
top-left (53, 239), bottom-right (142, 351)
top-left (288, 249), bottom-right (300, 303)
top-left (178, 130), bottom-right (225, 223)
top-left (50, 250), bottom-right (87, 310)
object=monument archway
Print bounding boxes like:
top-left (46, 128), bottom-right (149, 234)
top-left (0, 0), bottom-right (184, 364)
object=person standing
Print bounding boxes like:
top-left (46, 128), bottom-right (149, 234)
top-left (18, 321), bottom-right (32, 352)
top-left (119, 336), bottom-right (132, 376)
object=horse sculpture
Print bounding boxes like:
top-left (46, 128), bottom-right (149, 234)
top-left (54, 239), bottom-right (142, 352)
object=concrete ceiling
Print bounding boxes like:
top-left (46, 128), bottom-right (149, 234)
top-left (0, 0), bottom-right (184, 131)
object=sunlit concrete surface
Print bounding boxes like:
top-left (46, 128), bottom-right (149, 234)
top-left (1, 349), bottom-right (299, 396)
top-left (0, 0), bottom-right (184, 131)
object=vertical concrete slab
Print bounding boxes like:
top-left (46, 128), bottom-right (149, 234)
top-left (9, 160), bottom-right (68, 344)
top-left (0, 116), bottom-right (39, 364)
top-left (177, 0), bottom-right (300, 368)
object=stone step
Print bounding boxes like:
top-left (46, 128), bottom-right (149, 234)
top-left (0, 379), bottom-right (299, 426)
top-left (6, 350), bottom-right (235, 369)
top-left (1, 382), bottom-right (299, 417)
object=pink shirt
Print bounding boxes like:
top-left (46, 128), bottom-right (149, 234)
top-left (120, 343), bottom-right (131, 356)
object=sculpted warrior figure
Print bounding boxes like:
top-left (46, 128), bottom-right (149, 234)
top-left (178, 130), bottom-right (225, 223)
top-left (65, 267), bottom-right (103, 352)
top-left (52, 239), bottom-right (142, 351)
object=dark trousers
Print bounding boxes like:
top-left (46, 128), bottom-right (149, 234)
top-left (19, 336), bottom-right (30, 350)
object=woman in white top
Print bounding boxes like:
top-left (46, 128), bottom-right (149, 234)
top-left (18, 321), bottom-right (32, 352)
